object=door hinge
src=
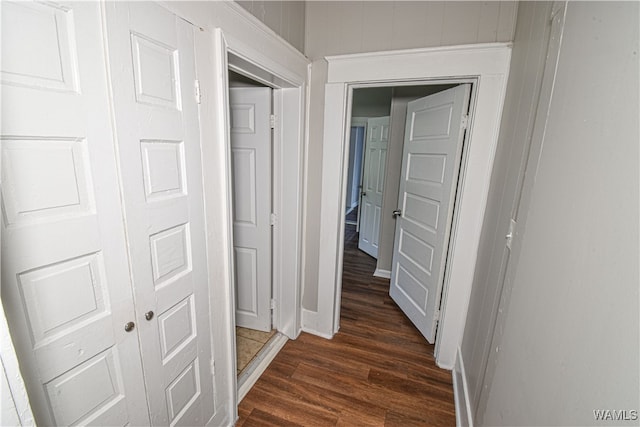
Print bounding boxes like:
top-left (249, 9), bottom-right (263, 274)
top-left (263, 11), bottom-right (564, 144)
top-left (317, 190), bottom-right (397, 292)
top-left (270, 213), bottom-right (277, 226)
top-left (269, 114), bottom-right (276, 129)
top-left (210, 358), bottom-right (215, 376)
top-left (460, 114), bottom-right (469, 130)
top-left (505, 218), bottom-right (517, 250)
top-left (270, 299), bottom-right (276, 310)
top-left (194, 79), bottom-right (201, 104)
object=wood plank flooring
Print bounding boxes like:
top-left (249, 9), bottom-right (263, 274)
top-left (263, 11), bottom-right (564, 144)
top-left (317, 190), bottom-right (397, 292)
top-left (237, 224), bottom-right (456, 426)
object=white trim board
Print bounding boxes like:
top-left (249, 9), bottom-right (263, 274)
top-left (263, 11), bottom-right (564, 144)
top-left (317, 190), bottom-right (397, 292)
top-left (453, 347), bottom-right (474, 427)
top-left (300, 308), bottom-right (335, 339)
top-left (373, 268), bottom-right (391, 279)
top-left (310, 43), bottom-right (512, 369)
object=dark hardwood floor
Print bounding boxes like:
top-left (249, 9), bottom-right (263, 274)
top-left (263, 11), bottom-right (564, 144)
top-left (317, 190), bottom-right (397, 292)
top-left (237, 224), bottom-right (456, 426)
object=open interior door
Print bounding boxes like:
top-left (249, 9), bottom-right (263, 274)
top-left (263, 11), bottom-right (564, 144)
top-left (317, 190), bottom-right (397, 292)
top-left (229, 87), bottom-right (273, 332)
top-left (358, 116), bottom-right (389, 258)
top-left (389, 84), bottom-right (471, 343)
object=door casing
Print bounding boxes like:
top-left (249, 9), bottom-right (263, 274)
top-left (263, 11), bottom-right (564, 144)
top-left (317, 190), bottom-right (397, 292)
top-left (191, 24), bottom-right (307, 421)
top-left (311, 44), bottom-right (512, 369)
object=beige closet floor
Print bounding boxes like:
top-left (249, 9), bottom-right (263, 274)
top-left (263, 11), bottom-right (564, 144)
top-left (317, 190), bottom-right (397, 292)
top-left (236, 327), bottom-right (276, 374)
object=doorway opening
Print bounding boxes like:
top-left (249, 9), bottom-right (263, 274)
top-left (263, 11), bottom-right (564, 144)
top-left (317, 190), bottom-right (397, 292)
top-left (228, 70), bottom-right (280, 387)
top-left (223, 48), bottom-right (304, 402)
top-left (342, 83), bottom-right (470, 345)
top-left (313, 44), bottom-right (511, 369)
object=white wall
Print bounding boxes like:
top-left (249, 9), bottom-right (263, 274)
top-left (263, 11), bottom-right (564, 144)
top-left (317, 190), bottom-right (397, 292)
top-left (305, 1), bottom-right (517, 60)
top-left (301, 58), bottom-right (327, 312)
top-left (474, 2), bottom-right (639, 425)
top-left (351, 87), bottom-right (392, 118)
top-left (302, 1), bottom-right (519, 315)
top-left (235, 1), bottom-right (305, 53)
top-left (461, 2), bottom-right (555, 419)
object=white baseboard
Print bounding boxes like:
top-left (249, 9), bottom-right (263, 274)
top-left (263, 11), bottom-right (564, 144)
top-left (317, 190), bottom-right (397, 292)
top-left (453, 347), bottom-right (474, 427)
top-left (301, 309), bottom-right (335, 339)
top-left (373, 268), bottom-right (391, 279)
top-left (237, 333), bottom-right (288, 402)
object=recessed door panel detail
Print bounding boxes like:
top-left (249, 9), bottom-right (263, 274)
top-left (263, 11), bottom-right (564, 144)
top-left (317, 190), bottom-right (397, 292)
top-left (2, 138), bottom-right (94, 226)
top-left (406, 153), bottom-right (446, 184)
top-left (141, 140), bottom-right (186, 201)
top-left (377, 149), bottom-right (387, 193)
top-left (410, 104), bottom-right (453, 140)
top-left (150, 224), bottom-right (192, 287)
top-left (381, 124), bottom-right (390, 141)
top-left (159, 295), bottom-right (196, 362)
top-left (131, 33), bottom-right (179, 110)
top-left (18, 252), bottom-right (108, 346)
top-left (166, 358), bottom-right (200, 424)
top-left (235, 247), bottom-right (258, 316)
top-left (360, 201), bottom-right (373, 244)
top-left (398, 230), bottom-right (434, 275)
top-left (232, 148), bottom-right (257, 226)
top-left (366, 148), bottom-right (379, 193)
top-left (230, 104), bottom-right (256, 134)
top-left (395, 264), bottom-right (428, 315)
top-left (404, 194), bottom-right (440, 233)
top-left (372, 206), bottom-right (381, 248)
top-left (44, 349), bottom-right (126, 426)
top-left (1, 2), bottom-right (79, 92)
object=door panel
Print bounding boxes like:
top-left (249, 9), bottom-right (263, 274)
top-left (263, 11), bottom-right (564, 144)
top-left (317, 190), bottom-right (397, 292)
top-left (229, 87), bottom-right (272, 332)
top-left (105, 3), bottom-right (214, 425)
top-left (358, 116), bottom-right (389, 258)
top-left (0, 2), bottom-right (149, 425)
top-left (390, 85), bottom-right (471, 343)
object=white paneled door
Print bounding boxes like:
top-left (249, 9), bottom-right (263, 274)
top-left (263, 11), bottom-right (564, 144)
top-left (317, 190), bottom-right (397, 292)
top-left (1, 2), bottom-right (218, 426)
top-left (358, 117), bottom-right (389, 258)
top-left (0, 2), bottom-right (149, 425)
top-left (105, 3), bottom-right (215, 425)
top-left (229, 87), bottom-right (273, 332)
top-left (390, 85), bottom-right (471, 343)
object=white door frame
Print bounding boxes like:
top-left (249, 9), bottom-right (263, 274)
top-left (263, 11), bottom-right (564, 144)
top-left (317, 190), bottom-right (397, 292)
top-left (315, 44), bottom-right (511, 369)
top-left (179, 0), bottom-right (309, 419)
top-left (224, 51), bottom-right (304, 341)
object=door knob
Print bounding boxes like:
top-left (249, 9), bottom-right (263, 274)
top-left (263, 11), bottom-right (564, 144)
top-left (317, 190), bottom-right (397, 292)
top-left (145, 311), bottom-right (154, 321)
top-left (124, 321), bottom-right (135, 332)
top-left (362, 192), bottom-right (367, 197)
top-left (392, 209), bottom-right (402, 218)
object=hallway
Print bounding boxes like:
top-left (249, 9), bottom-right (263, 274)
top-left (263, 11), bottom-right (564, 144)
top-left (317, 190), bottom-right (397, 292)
top-left (237, 224), bottom-right (456, 425)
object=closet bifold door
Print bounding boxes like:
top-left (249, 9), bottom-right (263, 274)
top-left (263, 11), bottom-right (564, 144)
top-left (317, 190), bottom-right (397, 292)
top-left (0, 2), bottom-right (149, 426)
top-left (104, 3), bottom-right (215, 426)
